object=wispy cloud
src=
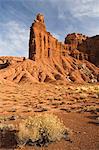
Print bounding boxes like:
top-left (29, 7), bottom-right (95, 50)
top-left (71, 0), bottom-right (99, 18)
top-left (49, 0), bottom-right (99, 36)
top-left (49, 0), bottom-right (99, 18)
top-left (0, 21), bottom-right (29, 56)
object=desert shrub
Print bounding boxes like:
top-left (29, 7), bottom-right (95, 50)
top-left (0, 123), bottom-right (14, 130)
top-left (17, 113), bottom-right (68, 146)
top-left (83, 106), bottom-right (99, 113)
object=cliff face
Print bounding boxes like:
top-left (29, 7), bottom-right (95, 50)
top-left (28, 14), bottom-right (99, 83)
top-left (29, 13), bottom-right (70, 62)
top-left (65, 33), bottom-right (99, 67)
top-left (64, 33), bottom-right (88, 49)
top-left (29, 14), bottom-right (90, 63)
top-left (64, 33), bottom-right (89, 61)
top-left (78, 35), bottom-right (99, 67)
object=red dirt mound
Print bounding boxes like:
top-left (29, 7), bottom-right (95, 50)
top-left (0, 56), bottom-right (98, 84)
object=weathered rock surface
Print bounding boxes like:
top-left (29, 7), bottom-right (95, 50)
top-left (65, 33), bottom-right (88, 49)
top-left (0, 55), bottom-right (98, 84)
top-left (29, 13), bottom-right (70, 61)
top-left (65, 33), bottom-right (99, 67)
top-left (28, 13), bottom-right (99, 83)
top-left (78, 35), bottom-right (99, 67)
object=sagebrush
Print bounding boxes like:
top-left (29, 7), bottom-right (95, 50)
top-left (17, 113), bottom-right (69, 146)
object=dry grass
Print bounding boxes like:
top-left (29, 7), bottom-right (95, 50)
top-left (17, 113), bottom-right (69, 146)
top-left (75, 85), bottom-right (99, 93)
top-left (0, 123), bottom-right (15, 130)
top-left (0, 114), bottom-right (69, 148)
top-left (83, 106), bottom-right (99, 113)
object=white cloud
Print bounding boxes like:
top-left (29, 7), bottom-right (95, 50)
top-left (49, 0), bottom-right (99, 18)
top-left (49, 0), bottom-right (99, 36)
top-left (72, 0), bottom-right (99, 18)
top-left (0, 21), bottom-right (29, 57)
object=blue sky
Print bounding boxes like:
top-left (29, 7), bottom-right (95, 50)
top-left (0, 0), bottom-right (99, 57)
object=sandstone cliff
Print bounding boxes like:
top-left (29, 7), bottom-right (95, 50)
top-left (65, 33), bottom-right (99, 67)
top-left (78, 35), bottom-right (99, 67)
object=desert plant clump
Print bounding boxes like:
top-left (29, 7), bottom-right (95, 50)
top-left (17, 113), bottom-right (69, 147)
top-left (83, 106), bottom-right (99, 113)
top-left (0, 123), bottom-right (15, 130)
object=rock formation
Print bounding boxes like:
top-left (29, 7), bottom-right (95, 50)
top-left (65, 33), bottom-right (88, 49)
top-left (29, 15), bottom-right (92, 63)
top-left (78, 35), bottom-right (99, 67)
top-left (65, 33), bottom-right (99, 67)
top-left (29, 13), bottom-right (70, 61)
top-left (0, 13), bottom-right (98, 84)
top-left (64, 33), bottom-right (89, 60)
top-left (0, 59), bottom-right (10, 69)
top-left (28, 13), bottom-right (99, 83)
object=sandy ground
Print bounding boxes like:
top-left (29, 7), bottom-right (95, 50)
top-left (0, 81), bottom-right (99, 150)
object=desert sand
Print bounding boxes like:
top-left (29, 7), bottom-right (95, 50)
top-left (0, 80), bottom-right (99, 150)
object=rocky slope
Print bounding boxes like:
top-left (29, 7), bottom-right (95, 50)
top-left (0, 55), bottom-right (98, 84)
